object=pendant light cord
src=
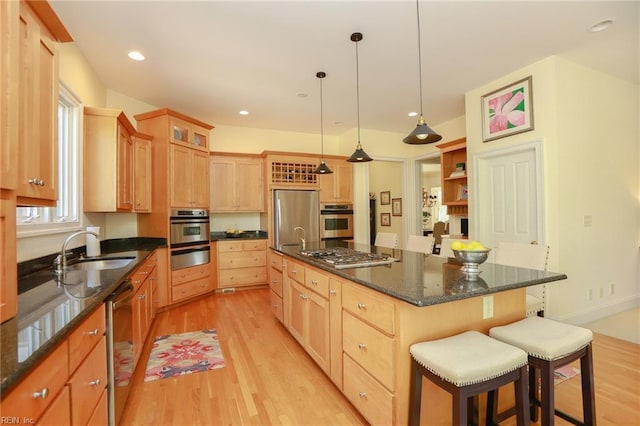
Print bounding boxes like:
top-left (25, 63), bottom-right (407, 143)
top-left (416, 0), bottom-right (424, 116)
top-left (319, 76), bottom-right (324, 158)
top-left (355, 38), bottom-right (361, 146)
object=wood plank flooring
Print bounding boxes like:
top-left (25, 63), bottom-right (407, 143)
top-left (121, 288), bottom-right (640, 425)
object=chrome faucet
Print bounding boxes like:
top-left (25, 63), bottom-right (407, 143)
top-left (53, 230), bottom-right (99, 275)
top-left (293, 226), bottom-right (306, 250)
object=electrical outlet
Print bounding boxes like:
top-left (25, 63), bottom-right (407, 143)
top-left (483, 295), bottom-right (494, 319)
top-left (583, 215), bottom-right (593, 227)
top-left (609, 283), bottom-right (615, 295)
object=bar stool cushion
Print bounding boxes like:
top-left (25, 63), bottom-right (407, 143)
top-left (490, 316), bottom-right (593, 361)
top-left (409, 330), bottom-right (528, 387)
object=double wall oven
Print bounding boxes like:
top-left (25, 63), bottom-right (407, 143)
top-left (320, 203), bottom-right (354, 240)
top-left (169, 208), bottom-right (210, 270)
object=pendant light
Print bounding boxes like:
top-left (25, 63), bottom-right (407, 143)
top-left (403, 0), bottom-right (442, 145)
top-left (347, 32), bottom-right (372, 163)
top-left (314, 71), bottom-right (333, 174)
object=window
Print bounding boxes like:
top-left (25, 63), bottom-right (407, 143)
top-left (17, 83), bottom-right (81, 236)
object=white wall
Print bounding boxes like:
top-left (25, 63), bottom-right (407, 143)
top-left (465, 56), bottom-right (639, 323)
top-left (370, 161), bottom-right (404, 245)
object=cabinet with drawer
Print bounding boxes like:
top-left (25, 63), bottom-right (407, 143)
top-left (269, 249), bottom-right (284, 323)
top-left (171, 262), bottom-right (212, 303)
top-left (217, 239), bottom-right (267, 289)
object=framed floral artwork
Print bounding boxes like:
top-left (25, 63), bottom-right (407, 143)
top-left (392, 198), bottom-right (402, 216)
top-left (481, 76), bottom-right (534, 142)
top-left (381, 213), bottom-right (391, 226)
top-left (380, 191), bottom-right (390, 205)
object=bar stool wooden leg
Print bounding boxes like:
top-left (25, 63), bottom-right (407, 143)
top-left (580, 346), bottom-right (596, 425)
top-left (409, 358), bottom-right (422, 426)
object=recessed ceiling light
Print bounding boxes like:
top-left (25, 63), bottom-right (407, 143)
top-left (296, 92), bottom-right (308, 98)
top-left (239, 110), bottom-right (249, 116)
top-left (408, 112), bottom-right (418, 117)
top-left (127, 50), bottom-right (145, 61)
top-left (590, 19), bottom-right (613, 33)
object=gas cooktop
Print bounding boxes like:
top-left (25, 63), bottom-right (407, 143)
top-left (298, 247), bottom-right (396, 269)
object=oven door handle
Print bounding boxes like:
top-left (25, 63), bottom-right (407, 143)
top-left (171, 245), bottom-right (211, 256)
top-left (170, 218), bottom-right (210, 224)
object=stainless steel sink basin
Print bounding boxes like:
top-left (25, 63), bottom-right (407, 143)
top-left (66, 257), bottom-right (135, 271)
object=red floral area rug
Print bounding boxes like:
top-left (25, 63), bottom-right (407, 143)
top-left (144, 329), bottom-right (225, 382)
top-left (554, 365), bottom-right (580, 385)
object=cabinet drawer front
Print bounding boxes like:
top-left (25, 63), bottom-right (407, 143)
top-left (286, 259), bottom-right (305, 285)
top-left (305, 267), bottom-right (329, 298)
top-left (270, 268), bottom-right (283, 297)
top-left (130, 254), bottom-right (157, 286)
top-left (342, 283), bottom-right (395, 335)
top-left (343, 312), bottom-right (395, 391)
top-left (219, 251), bottom-right (266, 269)
top-left (68, 304), bottom-right (106, 374)
top-left (270, 291), bottom-right (284, 323)
top-left (1, 342), bottom-right (69, 421)
top-left (86, 388), bottom-right (108, 426)
top-left (37, 384), bottom-right (71, 425)
top-left (219, 266), bottom-right (267, 287)
top-left (343, 354), bottom-right (394, 426)
top-left (171, 263), bottom-right (210, 285)
top-left (217, 241), bottom-right (243, 252)
top-left (68, 337), bottom-right (107, 426)
top-left (270, 251), bottom-right (283, 271)
top-left (171, 277), bottom-right (211, 302)
top-left (241, 240), bottom-right (267, 251)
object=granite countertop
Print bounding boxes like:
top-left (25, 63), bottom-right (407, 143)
top-left (1, 237), bottom-right (166, 395)
top-left (210, 230), bottom-right (267, 241)
top-left (273, 241), bottom-right (567, 307)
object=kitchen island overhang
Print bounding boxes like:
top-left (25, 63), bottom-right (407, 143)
top-left (272, 241), bottom-right (567, 307)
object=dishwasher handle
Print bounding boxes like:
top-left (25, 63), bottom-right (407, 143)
top-left (110, 280), bottom-right (135, 309)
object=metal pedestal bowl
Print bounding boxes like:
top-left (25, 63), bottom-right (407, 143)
top-left (452, 249), bottom-right (491, 280)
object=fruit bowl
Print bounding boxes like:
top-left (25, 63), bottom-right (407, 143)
top-left (452, 248), bottom-right (491, 280)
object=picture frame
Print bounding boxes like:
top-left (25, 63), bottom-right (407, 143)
top-left (380, 191), bottom-right (391, 205)
top-left (481, 76), bottom-right (534, 142)
top-left (392, 198), bottom-right (402, 216)
top-left (380, 212), bottom-right (391, 226)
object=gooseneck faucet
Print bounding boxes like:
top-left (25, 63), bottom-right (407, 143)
top-left (53, 230), bottom-right (99, 275)
top-left (293, 226), bottom-right (306, 250)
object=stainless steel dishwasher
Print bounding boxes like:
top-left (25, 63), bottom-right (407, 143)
top-left (106, 280), bottom-right (135, 426)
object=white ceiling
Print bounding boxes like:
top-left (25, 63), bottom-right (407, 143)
top-left (50, 1), bottom-right (639, 137)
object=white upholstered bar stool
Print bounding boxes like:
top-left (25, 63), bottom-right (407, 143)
top-left (409, 330), bottom-right (530, 426)
top-left (374, 232), bottom-right (398, 249)
top-left (406, 235), bottom-right (435, 255)
top-left (489, 317), bottom-right (596, 426)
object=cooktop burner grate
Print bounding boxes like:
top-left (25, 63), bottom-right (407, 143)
top-left (299, 247), bottom-right (396, 269)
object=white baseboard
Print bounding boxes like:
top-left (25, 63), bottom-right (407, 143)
top-left (553, 294), bottom-right (640, 326)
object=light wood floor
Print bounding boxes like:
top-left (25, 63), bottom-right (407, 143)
top-left (121, 288), bottom-right (640, 425)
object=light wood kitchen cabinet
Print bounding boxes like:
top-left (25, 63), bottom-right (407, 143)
top-left (0, 304), bottom-right (106, 424)
top-left (210, 153), bottom-right (264, 212)
top-left (0, 192), bottom-right (17, 323)
top-left (133, 134), bottom-right (153, 212)
top-left (170, 144), bottom-right (210, 208)
top-left (171, 263), bottom-right (212, 303)
top-left (318, 159), bottom-right (353, 203)
top-left (1, 0), bottom-right (19, 191)
top-left (217, 239), bottom-right (267, 289)
top-left (84, 107), bottom-right (153, 212)
top-left (437, 137), bottom-right (467, 216)
top-left (263, 152), bottom-right (320, 189)
top-left (16, 1), bottom-right (71, 206)
top-left (269, 249), bottom-right (284, 323)
top-left (169, 116), bottom-right (209, 149)
top-left (131, 253), bottom-right (157, 364)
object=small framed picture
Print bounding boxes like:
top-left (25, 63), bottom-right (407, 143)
top-left (392, 198), bottom-right (402, 216)
top-left (380, 191), bottom-right (391, 205)
top-left (481, 76), bottom-right (534, 142)
top-left (381, 213), bottom-right (391, 226)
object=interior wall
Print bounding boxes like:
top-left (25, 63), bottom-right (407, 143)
top-left (369, 161), bottom-right (403, 246)
top-left (465, 55), bottom-right (639, 323)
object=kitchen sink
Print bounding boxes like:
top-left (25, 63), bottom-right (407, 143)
top-left (66, 257), bottom-right (135, 271)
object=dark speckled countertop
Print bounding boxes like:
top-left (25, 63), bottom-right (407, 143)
top-left (1, 237), bottom-right (166, 395)
top-left (273, 241), bottom-right (567, 307)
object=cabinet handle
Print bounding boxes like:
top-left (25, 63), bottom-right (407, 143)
top-left (358, 392), bottom-right (367, 399)
top-left (137, 294), bottom-right (145, 300)
top-left (311, 280), bottom-right (318, 286)
top-left (357, 303), bottom-right (366, 310)
top-left (89, 379), bottom-right (101, 387)
top-left (358, 343), bottom-right (366, 350)
top-left (291, 270), bottom-right (297, 275)
top-left (133, 279), bottom-right (141, 284)
top-left (330, 289), bottom-right (337, 296)
top-left (85, 328), bottom-right (100, 336)
top-left (32, 388), bottom-right (49, 399)
top-left (140, 271), bottom-right (149, 275)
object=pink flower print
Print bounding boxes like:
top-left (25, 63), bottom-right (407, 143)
top-left (488, 91), bottom-right (525, 134)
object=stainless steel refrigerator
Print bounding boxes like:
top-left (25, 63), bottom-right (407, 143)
top-left (273, 189), bottom-right (320, 246)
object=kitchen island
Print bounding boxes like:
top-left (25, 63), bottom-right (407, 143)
top-left (271, 241), bottom-right (567, 425)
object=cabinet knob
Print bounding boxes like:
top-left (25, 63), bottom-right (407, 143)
top-left (358, 392), bottom-right (367, 399)
top-left (311, 280), bottom-right (318, 286)
top-left (32, 388), bottom-right (49, 399)
top-left (357, 303), bottom-right (366, 310)
top-left (357, 343), bottom-right (367, 350)
top-left (137, 294), bottom-right (145, 300)
top-left (85, 328), bottom-right (100, 336)
top-left (89, 379), bottom-right (101, 387)
top-left (330, 289), bottom-right (337, 296)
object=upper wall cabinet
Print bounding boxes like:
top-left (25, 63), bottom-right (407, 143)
top-left (263, 152), bottom-right (319, 189)
top-left (210, 153), bottom-right (264, 212)
top-left (84, 107), bottom-right (153, 212)
top-left (16, 1), bottom-right (72, 206)
top-left (1, 1), bottom-right (19, 191)
top-left (318, 159), bottom-right (352, 204)
top-left (133, 133), bottom-right (153, 212)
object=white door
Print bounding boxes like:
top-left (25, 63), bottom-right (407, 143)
top-left (474, 141), bottom-right (544, 248)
